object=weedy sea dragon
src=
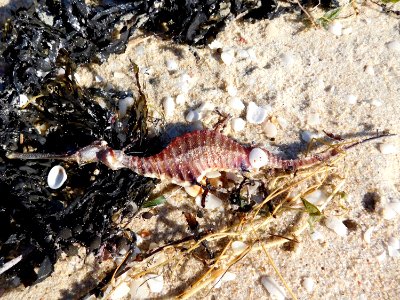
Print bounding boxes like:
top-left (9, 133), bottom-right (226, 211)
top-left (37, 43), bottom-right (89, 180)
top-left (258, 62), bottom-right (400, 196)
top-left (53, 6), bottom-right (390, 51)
top-left (6, 129), bottom-right (395, 188)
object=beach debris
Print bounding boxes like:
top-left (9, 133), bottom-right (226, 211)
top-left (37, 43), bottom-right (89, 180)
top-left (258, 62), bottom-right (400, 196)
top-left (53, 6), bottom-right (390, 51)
top-left (231, 117), bottom-right (246, 132)
top-left (166, 59), bottom-right (179, 71)
top-left (130, 277), bottom-right (151, 299)
top-left (301, 130), bottom-right (319, 143)
top-left (246, 101), bottom-right (268, 124)
top-left (385, 40), bottom-right (400, 53)
top-left (220, 48), bottom-right (235, 65)
top-left (163, 96), bottom-right (175, 118)
top-left (310, 230), bottom-right (324, 241)
top-left (387, 237), bottom-right (400, 257)
top-left (195, 193), bottom-right (223, 209)
top-left (146, 274), bottom-right (164, 293)
top-left (229, 97), bottom-right (246, 111)
top-left (260, 276), bottom-right (286, 300)
top-left (328, 21), bottom-right (342, 36)
top-left (364, 65), bottom-right (375, 76)
top-left (345, 94), bottom-right (358, 105)
top-left (208, 40), bottom-right (223, 49)
top-left (280, 53), bottom-right (295, 66)
top-left (231, 241), bottom-right (248, 254)
top-left (226, 85), bottom-right (238, 97)
top-left (379, 143), bottom-right (398, 154)
top-left (186, 110), bottom-right (201, 123)
top-left (214, 271), bottom-right (236, 288)
top-left (302, 277), bottom-right (315, 293)
top-left (381, 202), bottom-right (400, 220)
top-left (307, 113), bottom-right (321, 126)
top-left (18, 94), bottom-right (29, 107)
top-left (109, 282), bottom-right (130, 300)
top-left (376, 251), bottom-right (387, 263)
top-left (47, 165), bottom-right (67, 190)
top-left (249, 148), bottom-right (269, 168)
top-left (263, 122), bottom-right (278, 138)
top-left (118, 96), bottom-right (134, 118)
top-left (176, 94), bottom-right (186, 105)
top-left (304, 189), bottom-right (328, 207)
top-left (185, 185), bottom-right (203, 197)
top-left (324, 216), bottom-right (348, 236)
top-left (363, 227), bottom-right (374, 244)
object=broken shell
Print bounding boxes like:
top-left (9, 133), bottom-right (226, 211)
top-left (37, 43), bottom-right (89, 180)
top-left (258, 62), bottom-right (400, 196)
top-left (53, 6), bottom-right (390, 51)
top-left (231, 117), bottom-right (246, 132)
top-left (263, 122), bottom-right (277, 138)
top-left (246, 101), bottom-right (268, 124)
top-left (184, 185), bottom-right (203, 197)
top-left (229, 97), bottom-right (245, 111)
top-left (324, 216), bottom-right (348, 237)
top-left (118, 96), bottom-right (134, 118)
top-left (185, 110), bottom-right (201, 122)
top-left (231, 241), bottom-right (247, 254)
top-left (146, 274), bottom-right (164, 293)
top-left (260, 276), bottom-right (286, 300)
top-left (47, 165), bottom-right (67, 189)
top-left (379, 143), bottom-right (398, 155)
top-left (249, 148), bottom-right (268, 169)
top-left (166, 59), bottom-right (178, 71)
top-left (302, 277), bottom-right (315, 293)
top-left (195, 193), bottom-right (223, 209)
top-left (163, 96), bottom-right (175, 118)
top-left (221, 48), bottom-right (235, 65)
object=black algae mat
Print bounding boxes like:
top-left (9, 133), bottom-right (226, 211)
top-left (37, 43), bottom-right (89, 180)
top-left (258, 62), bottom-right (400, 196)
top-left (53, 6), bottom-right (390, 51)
top-left (0, 0), bottom-right (338, 291)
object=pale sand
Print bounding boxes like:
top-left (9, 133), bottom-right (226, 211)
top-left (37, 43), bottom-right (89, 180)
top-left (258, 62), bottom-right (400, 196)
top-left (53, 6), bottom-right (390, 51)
top-left (1, 2), bottom-right (400, 299)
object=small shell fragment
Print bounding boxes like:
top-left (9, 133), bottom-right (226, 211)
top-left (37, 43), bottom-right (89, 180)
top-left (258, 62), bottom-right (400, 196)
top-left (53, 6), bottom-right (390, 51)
top-left (214, 271), bottom-right (236, 288)
top-left (381, 202), bottom-right (400, 220)
top-left (19, 94), bottom-right (29, 107)
top-left (231, 241), bottom-right (248, 254)
top-left (304, 189), bottom-right (328, 207)
top-left (118, 97), bottom-right (134, 118)
top-left (302, 277), bottom-right (315, 293)
top-left (229, 97), bottom-right (245, 111)
top-left (328, 21), bottom-right (342, 36)
top-left (263, 122), bottom-right (278, 138)
top-left (163, 96), bottom-right (175, 118)
top-left (109, 282), bottom-right (130, 300)
top-left (146, 274), bottom-right (164, 293)
top-left (185, 110), bottom-right (201, 123)
top-left (301, 130), bottom-right (319, 143)
top-left (176, 94), bottom-right (186, 105)
top-left (226, 85), bottom-right (238, 97)
top-left (345, 94), bottom-right (358, 105)
top-left (249, 148), bottom-right (268, 169)
top-left (166, 59), bottom-right (178, 71)
top-left (231, 117), bottom-right (246, 132)
top-left (184, 185), bottom-right (203, 197)
top-left (205, 170), bottom-right (221, 178)
top-left (385, 40), bottom-right (400, 52)
top-left (221, 48), bottom-right (235, 65)
top-left (260, 276), bottom-right (286, 300)
top-left (363, 227), bottom-right (374, 244)
top-left (47, 165), bottom-right (67, 189)
top-left (195, 193), bottom-right (223, 210)
top-left (379, 143), bottom-right (398, 155)
top-left (246, 101), bottom-right (268, 124)
top-left (310, 230), bottom-right (324, 241)
top-left (324, 216), bottom-right (348, 237)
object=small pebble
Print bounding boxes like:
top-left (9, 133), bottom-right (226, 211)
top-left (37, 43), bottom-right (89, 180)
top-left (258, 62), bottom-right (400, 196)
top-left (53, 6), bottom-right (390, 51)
top-left (184, 185), bottom-right (203, 197)
top-left (166, 59), bottom-right (178, 71)
top-left (363, 227), bottom-right (374, 244)
top-left (226, 85), bottom-right (238, 97)
top-left (231, 241), bottom-right (248, 254)
top-left (301, 130), bottom-right (319, 143)
top-left (231, 117), bottom-right (246, 132)
top-left (195, 193), bottom-right (223, 210)
top-left (185, 110), bottom-right (201, 123)
top-left (263, 122), bottom-right (277, 138)
top-left (365, 65), bottom-right (375, 76)
top-left (221, 48), bottom-right (235, 65)
top-left (47, 165), bottom-right (67, 189)
top-left (146, 274), bottom-right (164, 293)
top-left (260, 276), bottom-right (286, 300)
top-left (19, 94), bottom-right (29, 107)
top-left (385, 40), bottom-right (400, 52)
top-left (379, 143), bottom-right (397, 155)
top-left (110, 282), bottom-right (130, 300)
top-left (280, 53), bottom-right (295, 66)
top-left (163, 97), bottom-right (175, 118)
top-left (307, 113), bottom-right (320, 126)
top-left (249, 148), bottom-right (268, 169)
top-left (302, 277), bottom-right (315, 293)
top-left (345, 94), bottom-right (358, 105)
top-left (328, 21), bottom-right (343, 36)
top-left (229, 97), bottom-right (245, 111)
top-left (208, 40), bottom-right (223, 50)
top-left (310, 230), bottom-right (324, 241)
top-left (246, 101), bottom-right (268, 124)
top-left (176, 94), bottom-right (186, 105)
top-left (325, 216), bottom-right (348, 237)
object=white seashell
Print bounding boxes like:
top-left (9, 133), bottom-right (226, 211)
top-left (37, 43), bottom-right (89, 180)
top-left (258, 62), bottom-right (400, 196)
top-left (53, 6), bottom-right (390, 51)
top-left (260, 276), bottom-right (286, 300)
top-left (220, 48), bottom-right (235, 65)
top-left (328, 21), bottom-right (342, 36)
top-left (176, 94), bottom-right (186, 105)
top-left (229, 97), bottom-right (245, 111)
top-left (118, 97), bottom-right (134, 118)
top-left (325, 216), bottom-right (348, 237)
top-left (47, 165), bottom-right (67, 189)
top-left (163, 97), bottom-right (175, 118)
top-left (195, 193), bottom-right (223, 210)
top-left (379, 143), bottom-right (398, 155)
top-left (263, 122), bottom-right (278, 138)
top-left (109, 282), bottom-right (130, 300)
top-left (388, 237), bottom-right (400, 249)
top-left (302, 277), bottom-right (315, 293)
top-left (184, 185), bottom-right (203, 197)
top-left (214, 271), bottom-right (236, 288)
top-left (249, 148), bottom-right (268, 169)
top-left (231, 241), bottom-right (248, 254)
top-left (304, 189), bottom-right (328, 207)
top-left (301, 130), bottom-right (319, 143)
top-left (363, 227), bottom-right (374, 244)
top-left (280, 53), bottom-right (295, 66)
top-left (19, 94), bottom-right (29, 107)
top-left (246, 101), bottom-right (268, 124)
top-left (185, 110), bottom-right (201, 123)
top-left (205, 170), bottom-right (221, 178)
top-left (231, 118), bottom-right (246, 132)
top-left (146, 274), bottom-right (164, 293)
top-left (226, 85), bottom-right (238, 97)
top-left (386, 40), bottom-right (400, 52)
top-left (310, 230), bottom-right (324, 241)
top-left (208, 40), bottom-right (223, 49)
top-left (365, 65), bottom-right (375, 76)
top-left (166, 59), bottom-right (178, 71)
top-left (277, 116), bottom-right (288, 128)
top-left (307, 113), bottom-right (320, 126)
top-left (130, 277), bottom-right (150, 299)
top-left (345, 94), bottom-right (358, 105)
